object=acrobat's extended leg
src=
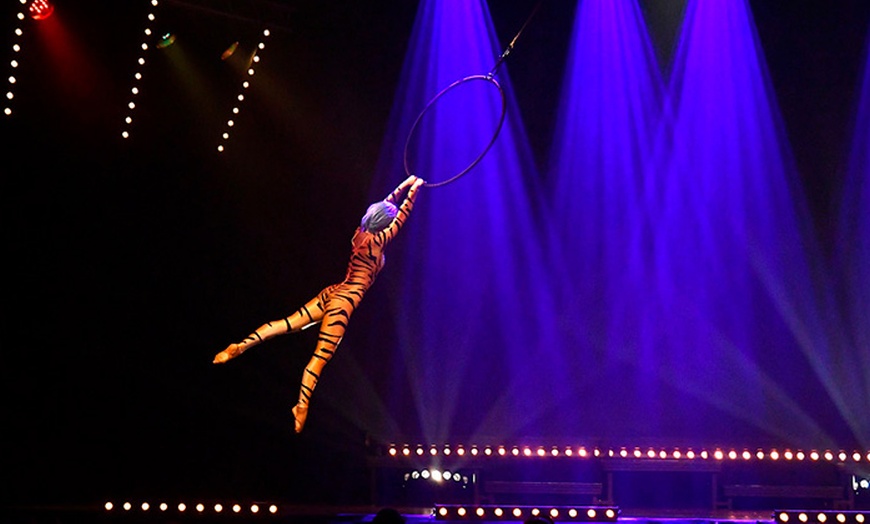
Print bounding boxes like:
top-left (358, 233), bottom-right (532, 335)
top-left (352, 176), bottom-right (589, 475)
top-left (213, 284), bottom-right (339, 364)
top-left (291, 293), bottom-right (355, 432)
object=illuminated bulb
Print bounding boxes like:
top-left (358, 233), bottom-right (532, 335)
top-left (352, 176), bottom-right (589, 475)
top-left (818, 513), bottom-right (827, 522)
top-left (141, 502), bottom-right (150, 511)
top-left (233, 504), bottom-right (241, 513)
top-left (9, 76), bottom-right (16, 84)
top-left (513, 508), bottom-right (523, 517)
top-left (457, 507), bottom-right (466, 517)
top-left (214, 504), bottom-right (223, 512)
top-left (11, 60), bottom-right (18, 68)
top-left (141, 43), bottom-right (148, 50)
top-left (856, 514), bottom-right (864, 523)
top-left (159, 503), bottom-right (167, 511)
top-left (550, 508), bottom-right (559, 518)
top-left (494, 508), bottom-right (504, 517)
top-left (196, 504), bottom-right (204, 513)
top-left (16, 29), bottom-right (23, 36)
top-left (569, 509), bottom-right (579, 518)
top-left (587, 509), bottom-right (597, 518)
top-left (178, 503), bottom-right (186, 512)
top-left (135, 72), bottom-right (142, 80)
top-left (148, 13), bottom-right (155, 21)
top-left (247, 68), bottom-right (255, 75)
top-left (438, 507), bottom-right (448, 517)
top-left (131, 87), bottom-right (138, 95)
top-left (217, 144), bottom-right (224, 152)
top-left (476, 507), bottom-right (485, 517)
top-left (104, 502), bottom-right (114, 511)
top-left (122, 131), bottom-right (130, 138)
top-left (606, 509), bottom-right (617, 518)
top-left (263, 29), bottom-right (270, 36)
top-left (779, 512), bottom-right (790, 522)
top-left (128, 102), bottom-right (135, 109)
top-left (837, 514), bottom-right (846, 523)
top-left (138, 57), bottom-right (145, 65)
top-left (798, 513), bottom-right (808, 522)
top-left (123, 502), bottom-right (132, 511)
top-left (771, 450), bottom-right (780, 460)
top-left (250, 504), bottom-right (259, 513)
top-left (243, 81), bottom-right (250, 88)
top-left (7, 92), bottom-right (13, 99)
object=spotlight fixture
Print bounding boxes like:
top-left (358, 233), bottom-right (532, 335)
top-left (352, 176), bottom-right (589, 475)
top-left (156, 32), bottom-right (176, 49)
top-left (28, 0), bottom-right (54, 20)
top-left (433, 504), bottom-right (619, 522)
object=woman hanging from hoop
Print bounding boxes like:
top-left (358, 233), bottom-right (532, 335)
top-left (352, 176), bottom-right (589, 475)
top-left (213, 175), bottom-right (425, 433)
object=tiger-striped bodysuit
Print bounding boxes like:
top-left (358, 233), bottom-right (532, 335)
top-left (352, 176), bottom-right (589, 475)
top-left (213, 175), bottom-right (423, 433)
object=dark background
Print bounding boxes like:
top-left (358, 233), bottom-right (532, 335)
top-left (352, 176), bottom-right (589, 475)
top-left (2, 0), bottom-right (868, 508)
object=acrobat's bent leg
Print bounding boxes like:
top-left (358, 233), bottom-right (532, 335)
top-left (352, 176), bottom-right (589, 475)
top-left (213, 285), bottom-right (339, 364)
top-left (292, 296), bottom-right (354, 432)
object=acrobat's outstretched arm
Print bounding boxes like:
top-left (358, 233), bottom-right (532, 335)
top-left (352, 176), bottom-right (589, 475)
top-left (378, 176), bottom-right (424, 245)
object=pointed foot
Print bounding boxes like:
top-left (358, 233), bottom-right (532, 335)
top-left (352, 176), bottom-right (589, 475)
top-left (291, 403), bottom-right (308, 433)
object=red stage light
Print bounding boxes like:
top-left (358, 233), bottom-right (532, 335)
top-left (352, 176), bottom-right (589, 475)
top-left (29, 0), bottom-right (54, 20)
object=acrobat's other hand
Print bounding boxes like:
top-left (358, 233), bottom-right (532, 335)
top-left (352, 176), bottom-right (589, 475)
top-left (213, 343), bottom-right (244, 364)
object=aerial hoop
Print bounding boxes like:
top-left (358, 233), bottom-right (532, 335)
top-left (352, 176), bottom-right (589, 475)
top-left (403, 74), bottom-right (507, 188)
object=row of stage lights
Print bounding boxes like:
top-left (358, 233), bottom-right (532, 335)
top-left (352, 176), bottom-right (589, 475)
top-left (104, 500), bottom-right (278, 515)
top-left (433, 504), bottom-right (618, 522)
top-left (386, 444), bottom-right (870, 463)
top-left (5, 1), bottom-right (54, 117)
top-left (777, 511), bottom-right (869, 524)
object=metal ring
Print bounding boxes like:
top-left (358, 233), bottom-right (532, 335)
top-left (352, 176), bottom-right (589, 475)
top-left (403, 74), bottom-right (507, 188)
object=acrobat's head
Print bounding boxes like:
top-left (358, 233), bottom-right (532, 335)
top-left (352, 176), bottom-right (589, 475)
top-left (360, 200), bottom-right (398, 233)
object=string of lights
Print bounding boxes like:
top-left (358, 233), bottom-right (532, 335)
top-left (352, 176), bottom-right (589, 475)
top-left (217, 28), bottom-right (270, 153)
top-left (121, 0), bottom-right (160, 139)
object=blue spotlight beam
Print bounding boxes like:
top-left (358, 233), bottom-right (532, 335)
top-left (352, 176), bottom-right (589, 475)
top-left (361, 0), bottom-right (564, 443)
top-left (661, 0), bottom-right (857, 446)
top-left (835, 31), bottom-right (870, 447)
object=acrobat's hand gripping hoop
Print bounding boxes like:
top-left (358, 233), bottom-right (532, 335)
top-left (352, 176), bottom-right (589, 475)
top-left (402, 0), bottom-right (543, 189)
top-left (403, 75), bottom-right (507, 188)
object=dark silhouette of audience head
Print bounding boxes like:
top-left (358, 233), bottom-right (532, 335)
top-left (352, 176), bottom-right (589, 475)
top-left (525, 516), bottom-right (555, 524)
top-left (371, 507), bottom-right (405, 524)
